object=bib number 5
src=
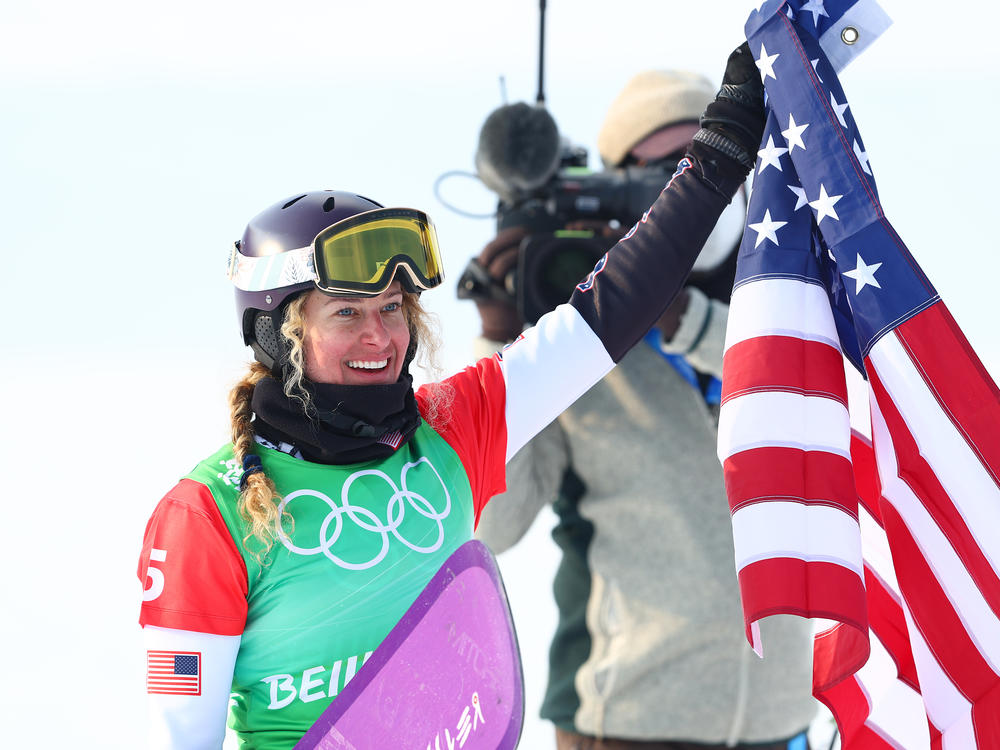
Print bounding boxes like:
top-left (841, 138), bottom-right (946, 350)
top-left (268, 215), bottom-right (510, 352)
top-left (143, 548), bottom-right (168, 602)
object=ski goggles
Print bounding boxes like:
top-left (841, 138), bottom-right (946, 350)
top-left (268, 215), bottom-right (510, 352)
top-left (228, 207), bottom-right (445, 296)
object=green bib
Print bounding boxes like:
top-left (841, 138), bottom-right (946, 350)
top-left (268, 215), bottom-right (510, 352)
top-left (188, 422), bottom-right (475, 749)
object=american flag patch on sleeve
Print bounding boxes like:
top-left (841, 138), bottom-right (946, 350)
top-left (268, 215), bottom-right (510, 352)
top-left (147, 650), bottom-right (201, 695)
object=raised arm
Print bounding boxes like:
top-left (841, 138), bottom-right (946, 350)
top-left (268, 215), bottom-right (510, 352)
top-left (499, 45), bottom-right (764, 459)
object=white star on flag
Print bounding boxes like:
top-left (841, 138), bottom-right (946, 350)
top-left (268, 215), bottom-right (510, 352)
top-left (782, 114), bottom-right (809, 152)
top-left (747, 209), bottom-right (787, 247)
top-left (799, 0), bottom-right (829, 25)
top-left (757, 135), bottom-right (788, 173)
top-left (853, 139), bottom-right (872, 175)
top-left (810, 59), bottom-right (824, 83)
top-left (808, 184), bottom-right (842, 223)
top-left (842, 252), bottom-right (883, 293)
top-left (787, 184), bottom-right (808, 210)
top-left (830, 93), bottom-right (849, 127)
top-left (756, 44), bottom-right (780, 81)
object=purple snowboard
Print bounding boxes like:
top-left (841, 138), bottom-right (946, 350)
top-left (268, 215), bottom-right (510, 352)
top-left (294, 540), bottom-right (524, 750)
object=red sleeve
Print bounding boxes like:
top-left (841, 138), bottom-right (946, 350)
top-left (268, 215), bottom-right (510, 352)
top-left (417, 356), bottom-right (509, 528)
top-left (137, 478), bottom-right (248, 636)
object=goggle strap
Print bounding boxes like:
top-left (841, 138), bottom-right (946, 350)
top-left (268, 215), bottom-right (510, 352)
top-left (229, 244), bottom-right (316, 292)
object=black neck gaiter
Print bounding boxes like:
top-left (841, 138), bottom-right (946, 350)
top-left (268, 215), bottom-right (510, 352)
top-left (251, 374), bottom-right (422, 465)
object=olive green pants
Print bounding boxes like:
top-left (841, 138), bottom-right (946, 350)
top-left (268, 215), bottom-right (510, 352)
top-left (555, 727), bottom-right (810, 750)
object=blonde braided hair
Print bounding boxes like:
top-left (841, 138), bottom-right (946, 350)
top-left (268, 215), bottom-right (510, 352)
top-left (229, 361), bottom-right (285, 559)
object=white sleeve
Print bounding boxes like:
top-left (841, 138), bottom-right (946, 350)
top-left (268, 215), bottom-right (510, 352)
top-left (143, 625), bottom-right (241, 750)
top-left (499, 304), bottom-right (614, 461)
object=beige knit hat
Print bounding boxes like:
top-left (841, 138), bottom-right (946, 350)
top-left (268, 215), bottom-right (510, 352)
top-left (597, 69), bottom-right (716, 167)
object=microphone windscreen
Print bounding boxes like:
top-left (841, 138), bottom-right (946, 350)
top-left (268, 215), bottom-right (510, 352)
top-left (475, 102), bottom-right (562, 203)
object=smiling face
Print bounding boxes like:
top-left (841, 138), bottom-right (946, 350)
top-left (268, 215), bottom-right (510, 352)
top-left (300, 282), bottom-right (411, 386)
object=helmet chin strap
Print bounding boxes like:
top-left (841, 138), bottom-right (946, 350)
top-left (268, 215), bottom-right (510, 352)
top-left (401, 322), bottom-right (419, 374)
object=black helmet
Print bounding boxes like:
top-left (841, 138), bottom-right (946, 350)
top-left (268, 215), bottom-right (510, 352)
top-left (228, 190), bottom-right (444, 371)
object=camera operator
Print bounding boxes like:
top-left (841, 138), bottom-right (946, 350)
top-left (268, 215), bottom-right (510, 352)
top-left (465, 70), bottom-right (817, 750)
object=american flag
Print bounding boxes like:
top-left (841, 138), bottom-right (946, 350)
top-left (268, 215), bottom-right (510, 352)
top-left (719, 1), bottom-right (1000, 747)
top-left (379, 429), bottom-right (405, 450)
top-left (147, 650), bottom-right (201, 696)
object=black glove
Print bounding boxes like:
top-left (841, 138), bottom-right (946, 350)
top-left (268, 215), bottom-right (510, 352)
top-left (691, 42), bottom-right (766, 178)
top-left (469, 227), bottom-right (528, 343)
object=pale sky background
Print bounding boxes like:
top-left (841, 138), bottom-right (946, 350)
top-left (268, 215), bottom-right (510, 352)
top-left (1, 1), bottom-right (997, 748)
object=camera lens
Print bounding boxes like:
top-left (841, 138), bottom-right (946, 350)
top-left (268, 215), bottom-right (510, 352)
top-left (519, 233), bottom-right (613, 323)
top-left (538, 242), bottom-right (601, 306)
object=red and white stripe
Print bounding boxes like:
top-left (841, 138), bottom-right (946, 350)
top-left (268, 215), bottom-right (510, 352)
top-left (721, 278), bottom-right (1000, 748)
top-left (866, 305), bottom-right (1000, 747)
top-left (720, 277), bottom-right (866, 652)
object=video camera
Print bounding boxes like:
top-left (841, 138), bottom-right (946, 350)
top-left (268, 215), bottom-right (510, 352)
top-left (458, 118), bottom-right (676, 326)
top-left (455, 0), bottom-right (679, 326)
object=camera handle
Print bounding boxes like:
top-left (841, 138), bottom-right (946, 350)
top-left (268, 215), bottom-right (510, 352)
top-left (456, 257), bottom-right (516, 303)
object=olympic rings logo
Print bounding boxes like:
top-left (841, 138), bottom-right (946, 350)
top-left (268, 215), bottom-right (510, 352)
top-left (276, 457), bottom-right (452, 571)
